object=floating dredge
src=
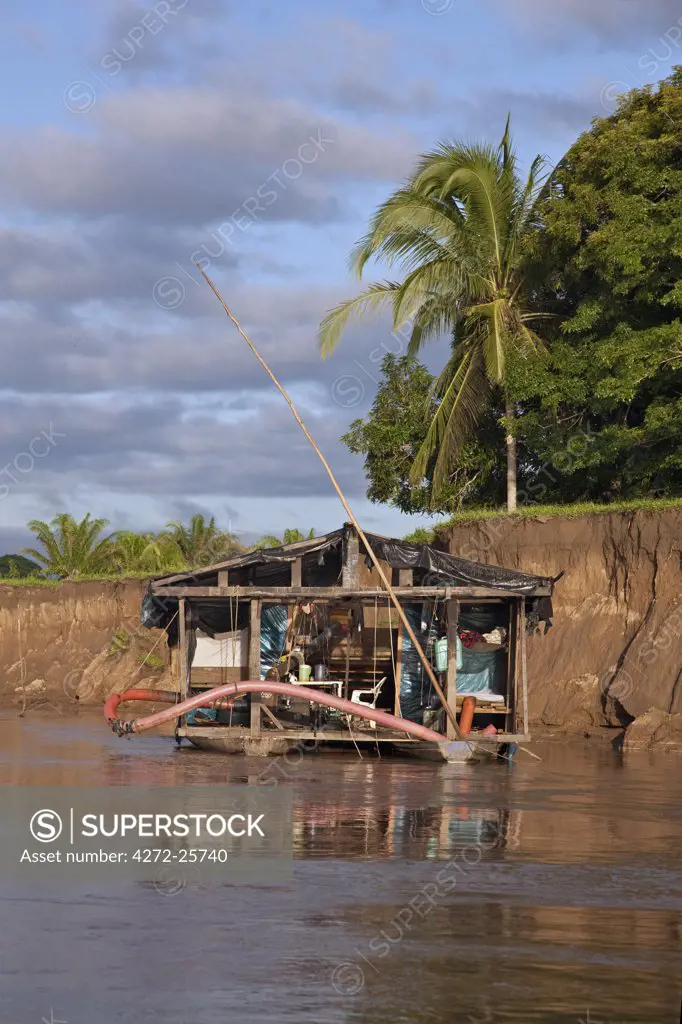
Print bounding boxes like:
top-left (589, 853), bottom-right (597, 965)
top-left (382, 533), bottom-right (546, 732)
top-left (105, 524), bottom-right (556, 762)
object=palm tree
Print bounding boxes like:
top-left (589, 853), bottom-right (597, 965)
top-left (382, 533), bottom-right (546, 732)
top-left (22, 513), bottom-right (115, 578)
top-left (282, 528), bottom-right (315, 545)
top-left (318, 119), bottom-right (550, 510)
top-left (252, 534), bottom-right (283, 550)
top-left (252, 528), bottom-right (315, 549)
top-left (164, 514), bottom-right (244, 568)
top-left (109, 531), bottom-right (187, 575)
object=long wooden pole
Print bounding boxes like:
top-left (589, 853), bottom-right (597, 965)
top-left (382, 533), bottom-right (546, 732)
top-left (196, 265), bottom-right (463, 741)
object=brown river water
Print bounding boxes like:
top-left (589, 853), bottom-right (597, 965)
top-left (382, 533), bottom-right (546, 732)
top-left (0, 709), bottom-right (680, 1023)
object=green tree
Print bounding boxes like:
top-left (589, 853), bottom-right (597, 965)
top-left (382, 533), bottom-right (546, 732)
top-left (164, 514), bottom-right (244, 568)
top-left (519, 68), bottom-right (682, 499)
top-left (109, 531), bottom-right (187, 575)
top-left (282, 528), bottom-right (315, 544)
top-left (252, 528), bottom-right (315, 549)
top-left (22, 514), bottom-right (115, 578)
top-left (319, 119), bottom-right (550, 509)
top-left (252, 534), bottom-right (282, 550)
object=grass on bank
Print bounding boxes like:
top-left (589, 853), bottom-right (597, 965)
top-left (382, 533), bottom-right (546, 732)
top-left (405, 496), bottom-right (682, 544)
top-left (0, 571), bottom-right (157, 588)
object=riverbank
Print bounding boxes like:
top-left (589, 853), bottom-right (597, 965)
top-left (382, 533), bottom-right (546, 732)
top-left (0, 579), bottom-right (177, 711)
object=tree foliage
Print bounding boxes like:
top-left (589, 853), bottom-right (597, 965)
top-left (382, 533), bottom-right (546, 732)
top-left (164, 514), bottom-right (245, 568)
top-left (22, 514), bottom-right (115, 578)
top-left (6, 513), bottom-right (320, 579)
top-left (519, 68), bottom-right (682, 499)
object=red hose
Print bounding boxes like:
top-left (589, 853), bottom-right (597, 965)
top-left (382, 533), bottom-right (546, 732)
top-left (104, 681), bottom-right (447, 744)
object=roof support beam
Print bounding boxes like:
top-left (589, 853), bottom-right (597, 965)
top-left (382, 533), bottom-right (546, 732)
top-left (150, 585), bottom-right (547, 600)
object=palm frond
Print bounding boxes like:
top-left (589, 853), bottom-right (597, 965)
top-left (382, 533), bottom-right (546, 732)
top-left (318, 282), bottom-right (401, 357)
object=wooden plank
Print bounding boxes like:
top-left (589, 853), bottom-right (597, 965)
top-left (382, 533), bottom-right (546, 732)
top-left (261, 704), bottom-right (285, 731)
top-left (151, 584), bottom-right (550, 600)
top-left (446, 598), bottom-right (459, 740)
top-left (177, 725), bottom-right (530, 743)
top-left (291, 557), bottom-right (302, 588)
top-left (218, 570), bottom-right (229, 587)
top-left (248, 598), bottom-right (262, 736)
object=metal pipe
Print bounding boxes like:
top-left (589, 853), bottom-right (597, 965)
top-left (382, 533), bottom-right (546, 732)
top-left (104, 681), bottom-right (449, 744)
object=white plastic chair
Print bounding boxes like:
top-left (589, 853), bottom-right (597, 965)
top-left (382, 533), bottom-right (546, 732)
top-left (350, 677), bottom-right (387, 727)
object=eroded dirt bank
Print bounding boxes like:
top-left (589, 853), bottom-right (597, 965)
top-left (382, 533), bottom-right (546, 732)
top-left (438, 508), bottom-right (682, 749)
top-left (0, 580), bottom-right (177, 709)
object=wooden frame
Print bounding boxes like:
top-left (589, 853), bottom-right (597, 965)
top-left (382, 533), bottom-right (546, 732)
top-left (156, 527), bottom-right (543, 747)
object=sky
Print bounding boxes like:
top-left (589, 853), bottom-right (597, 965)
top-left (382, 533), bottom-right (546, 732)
top-left (0, 0), bottom-right (681, 554)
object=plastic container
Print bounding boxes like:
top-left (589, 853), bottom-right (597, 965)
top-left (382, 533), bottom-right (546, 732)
top-left (434, 637), bottom-right (448, 672)
top-left (298, 664), bottom-right (312, 682)
top-left (433, 636), bottom-right (463, 672)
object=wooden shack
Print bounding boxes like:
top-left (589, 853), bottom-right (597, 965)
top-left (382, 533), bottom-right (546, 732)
top-left (143, 524), bottom-right (555, 759)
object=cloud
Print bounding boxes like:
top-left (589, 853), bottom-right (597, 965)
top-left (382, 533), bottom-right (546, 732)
top-left (458, 87), bottom-right (599, 140)
top-left (0, 391), bottom-right (366, 514)
top-left (0, 89), bottom-right (415, 229)
top-left (89, 0), bottom-right (230, 80)
top-left (491, 0), bottom-right (682, 49)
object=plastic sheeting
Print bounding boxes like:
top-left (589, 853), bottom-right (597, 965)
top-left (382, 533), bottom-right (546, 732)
top-left (399, 604), bottom-right (438, 723)
top-left (365, 533), bottom-right (553, 594)
top-left (260, 604), bottom-right (288, 679)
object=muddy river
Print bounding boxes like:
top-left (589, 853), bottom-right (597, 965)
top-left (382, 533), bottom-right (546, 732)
top-left (0, 710), bottom-right (680, 1022)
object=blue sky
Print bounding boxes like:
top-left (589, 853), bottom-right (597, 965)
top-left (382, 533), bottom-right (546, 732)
top-left (0, 0), bottom-right (680, 552)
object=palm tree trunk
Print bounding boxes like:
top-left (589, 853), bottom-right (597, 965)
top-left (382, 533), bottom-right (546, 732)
top-left (505, 399), bottom-right (517, 511)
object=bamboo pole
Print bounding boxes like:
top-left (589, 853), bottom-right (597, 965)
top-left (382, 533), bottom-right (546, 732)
top-left (196, 265), bottom-right (463, 741)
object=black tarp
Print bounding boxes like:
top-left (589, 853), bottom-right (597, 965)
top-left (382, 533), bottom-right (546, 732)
top-left (143, 525), bottom-right (557, 639)
top-left (364, 532), bottom-right (553, 594)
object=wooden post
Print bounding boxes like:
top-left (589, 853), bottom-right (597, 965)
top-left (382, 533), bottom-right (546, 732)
top-left (343, 608), bottom-right (351, 702)
top-left (249, 598), bottom-right (262, 735)
top-left (178, 597), bottom-right (189, 700)
top-left (342, 527), bottom-right (361, 589)
top-left (218, 570), bottom-right (228, 587)
top-left (446, 598), bottom-right (459, 739)
top-left (520, 599), bottom-right (529, 738)
top-left (506, 599), bottom-right (514, 735)
top-left (291, 557), bottom-right (302, 588)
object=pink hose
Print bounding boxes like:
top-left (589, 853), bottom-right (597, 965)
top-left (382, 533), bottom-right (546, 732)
top-left (104, 681), bottom-right (448, 744)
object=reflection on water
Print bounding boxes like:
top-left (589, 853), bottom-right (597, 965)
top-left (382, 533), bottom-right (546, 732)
top-left (0, 710), bottom-right (680, 1022)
